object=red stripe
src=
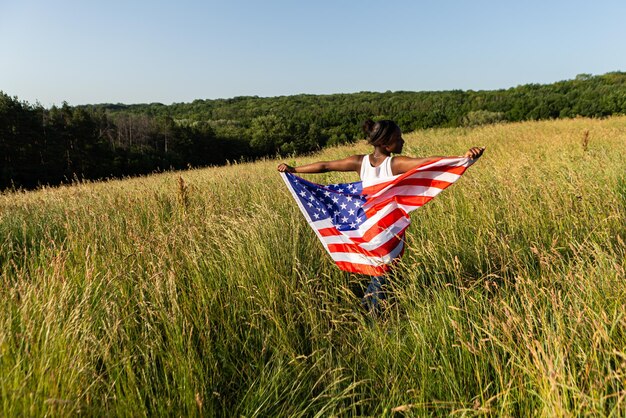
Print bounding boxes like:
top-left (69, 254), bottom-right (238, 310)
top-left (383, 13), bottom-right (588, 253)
top-left (420, 164), bottom-right (467, 174)
top-left (335, 261), bottom-right (390, 276)
top-left (327, 233), bottom-right (404, 257)
top-left (365, 195), bottom-right (434, 217)
top-left (318, 227), bottom-right (342, 237)
top-left (392, 178), bottom-right (453, 190)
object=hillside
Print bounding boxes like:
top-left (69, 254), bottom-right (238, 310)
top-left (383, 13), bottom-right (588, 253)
top-left (1, 117), bottom-right (625, 415)
top-left (3, 72), bottom-right (626, 190)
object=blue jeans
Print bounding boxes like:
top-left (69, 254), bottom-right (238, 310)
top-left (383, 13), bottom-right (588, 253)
top-left (362, 275), bottom-right (388, 314)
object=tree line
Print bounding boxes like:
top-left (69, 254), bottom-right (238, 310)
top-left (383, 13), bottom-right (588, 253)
top-left (2, 72), bottom-right (626, 190)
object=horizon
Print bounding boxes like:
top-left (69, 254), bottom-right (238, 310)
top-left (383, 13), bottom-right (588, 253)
top-left (5, 71), bottom-right (620, 109)
top-left (2, 1), bottom-right (626, 107)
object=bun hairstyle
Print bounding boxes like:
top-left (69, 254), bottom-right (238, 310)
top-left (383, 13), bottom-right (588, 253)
top-left (362, 119), bottom-right (400, 146)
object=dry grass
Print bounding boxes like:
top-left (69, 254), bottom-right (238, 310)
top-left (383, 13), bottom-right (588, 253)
top-left (1, 116), bottom-right (625, 416)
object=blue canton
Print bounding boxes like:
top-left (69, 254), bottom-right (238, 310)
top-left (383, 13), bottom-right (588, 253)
top-left (286, 173), bottom-right (367, 231)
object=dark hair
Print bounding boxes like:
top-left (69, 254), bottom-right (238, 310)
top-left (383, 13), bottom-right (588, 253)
top-left (362, 119), bottom-right (400, 146)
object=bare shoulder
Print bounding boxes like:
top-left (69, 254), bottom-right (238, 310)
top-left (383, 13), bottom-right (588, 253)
top-left (391, 155), bottom-right (412, 163)
top-left (390, 155), bottom-right (438, 175)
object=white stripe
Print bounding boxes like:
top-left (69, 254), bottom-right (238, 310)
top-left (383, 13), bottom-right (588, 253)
top-left (310, 218), bottom-right (334, 229)
top-left (407, 171), bottom-right (462, 183)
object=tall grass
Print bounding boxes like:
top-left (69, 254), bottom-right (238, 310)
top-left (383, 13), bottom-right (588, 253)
top-left (1, 116), bottom-right (625, 416)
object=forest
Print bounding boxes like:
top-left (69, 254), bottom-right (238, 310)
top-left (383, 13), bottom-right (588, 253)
top-left (2, 72), bottom-right (626, 190)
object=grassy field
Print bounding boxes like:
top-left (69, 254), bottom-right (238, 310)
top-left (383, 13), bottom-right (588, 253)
top-left (1, 116), bottom-right (625, 416)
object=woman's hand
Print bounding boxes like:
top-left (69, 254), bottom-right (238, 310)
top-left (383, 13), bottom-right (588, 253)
top-left (464, 147), bottom-right (485, 159)
top-left (277, 163), bottom-right (295, 173)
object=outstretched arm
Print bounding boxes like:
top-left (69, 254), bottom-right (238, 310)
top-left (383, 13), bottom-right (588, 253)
top-left (391, 147), bottom-right (485, 175)
top-left (277, 155), bottom-right (362, 174)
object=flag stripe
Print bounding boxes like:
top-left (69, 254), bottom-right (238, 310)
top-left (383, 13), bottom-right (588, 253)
top-left (327, 232), bottom-right (403, 257)
top-left (328, 239), bottom-right (405, 265)
top-left (365, 195), bottom-right (435, 218)
top-left (335, 261), bottom-right (390, 276)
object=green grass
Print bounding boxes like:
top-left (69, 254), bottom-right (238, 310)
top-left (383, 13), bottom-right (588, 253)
top-left (1, 116), bottom-right (625, 416)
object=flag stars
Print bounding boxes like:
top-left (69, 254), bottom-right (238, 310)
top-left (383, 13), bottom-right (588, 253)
top-left (348, 209), bottom-right (355, 216)
top-left (340, 203), bottom-right (347, 210)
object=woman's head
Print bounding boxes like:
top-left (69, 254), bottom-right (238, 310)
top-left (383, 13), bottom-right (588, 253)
top-left (362, 119), bottom-right (400, 146)
top-left (362, 119), bottom-right (403, 153)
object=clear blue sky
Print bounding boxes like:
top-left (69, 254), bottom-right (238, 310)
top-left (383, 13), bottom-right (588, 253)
top-left (2, 0), bottom-right (625, 106)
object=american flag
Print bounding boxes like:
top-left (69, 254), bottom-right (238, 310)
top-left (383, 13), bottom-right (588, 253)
top-left (280, 157), bottom-right (477, 276)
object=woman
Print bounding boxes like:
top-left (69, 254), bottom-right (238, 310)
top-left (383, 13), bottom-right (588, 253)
top-left (278, 119), bottom-right (484, 314)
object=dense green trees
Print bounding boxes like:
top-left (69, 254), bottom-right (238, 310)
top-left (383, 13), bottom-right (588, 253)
top-left (2, 72), bottom-right (626, 190)
top-left (0, 94), bottom-right (237, 189)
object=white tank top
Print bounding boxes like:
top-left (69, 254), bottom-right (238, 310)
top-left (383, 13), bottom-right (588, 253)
top-left (359, 155), bottom-right (393, 181)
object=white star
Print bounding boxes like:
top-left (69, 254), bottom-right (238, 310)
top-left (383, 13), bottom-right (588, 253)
top-left (346, 196), bottom-right (352, 202)
top-left (307, 202), bottom-right (313, 207)
top-left (350, 222), bottom-right (356, 228)
top-left (322, 209), bottom-right (326, 214)
top-left (326, 203), bottom-right (333, 208)
top-left (357, 217), bottom-right (363, 223)
top-left (341, 216), bottom-right (348, 223)
top-left (334, 211), bottom-right (340, 216)
top-left (340, 203), bottom-right (347, 210)
top-left (337, 188), bottom-right (344, 193)
top-left (309, 195), bottom-right (315, 201)
top-left (299, 191), bottom-right (306, 197)
top-left (354, 201), bottom-right (361, 207)
top-left (348, 209), bottom-right (355, 215)
top-left (323, 191), bottom-right (331, 197)
top-left (313, 213), bottom-right (320, 219)
top-left (332, 197), bottom-right (339, 203)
